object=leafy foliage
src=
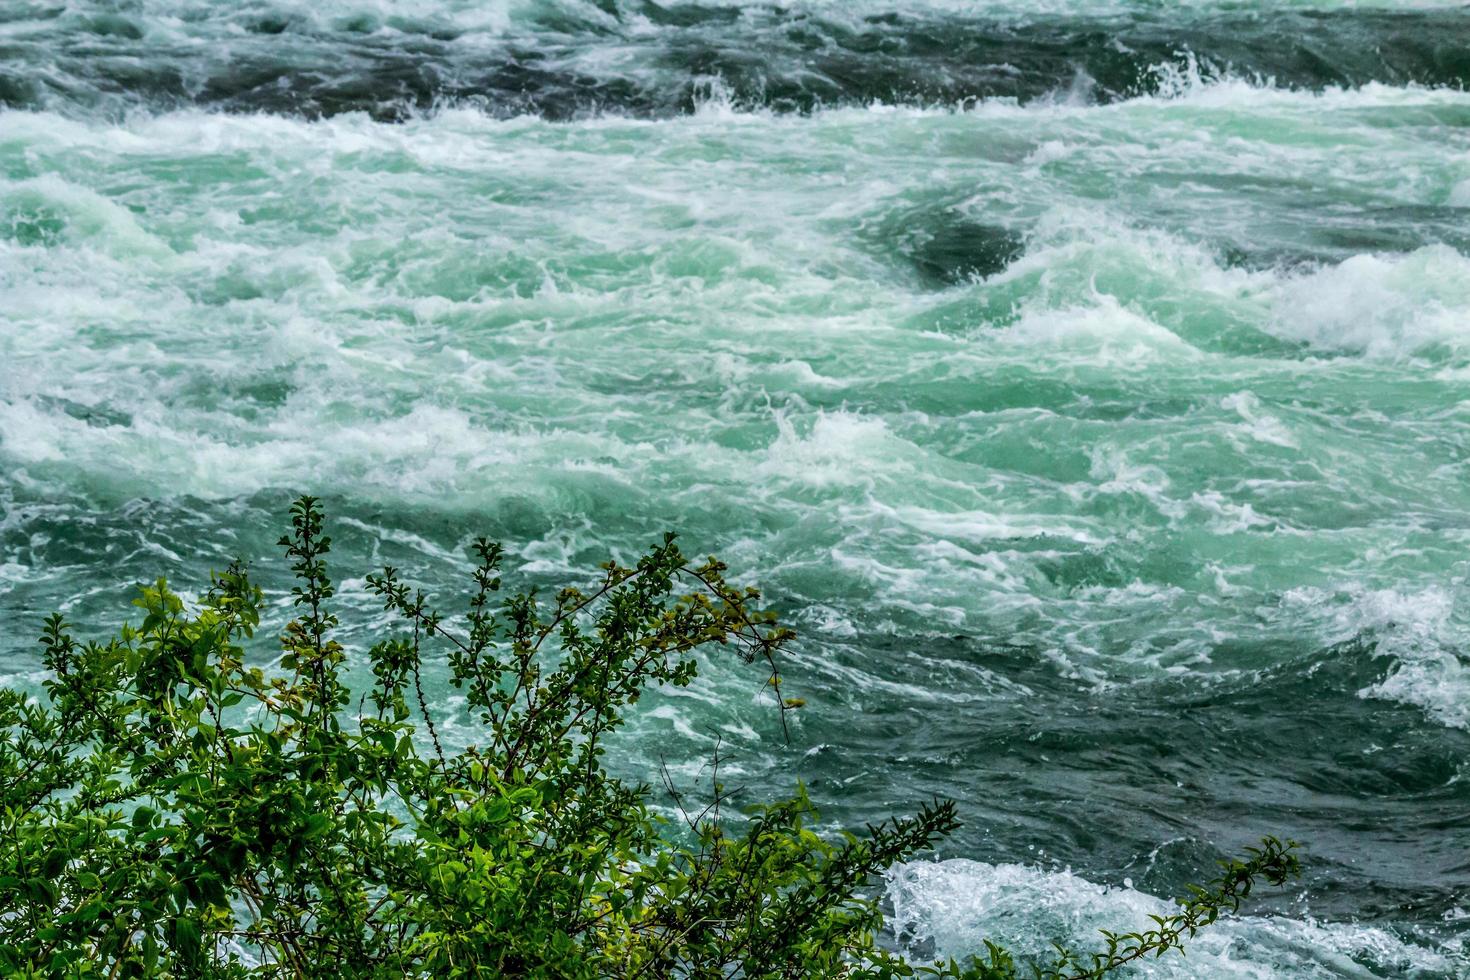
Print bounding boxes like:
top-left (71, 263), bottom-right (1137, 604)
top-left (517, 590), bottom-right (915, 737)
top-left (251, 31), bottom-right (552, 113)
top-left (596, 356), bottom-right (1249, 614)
top-left (0, 498), bottom-right (1299, 978)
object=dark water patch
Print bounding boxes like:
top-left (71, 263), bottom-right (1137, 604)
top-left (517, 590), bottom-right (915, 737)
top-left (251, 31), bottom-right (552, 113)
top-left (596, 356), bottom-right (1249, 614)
top-left (191, 54), bottom-right (459, 123)
top-left (1217, 203), bottom-right (1470, 272)
top-left (247, 15), bottom-right (293, 36)
top-left (1302, 206), bottom-right (1470, 262)
top-left (639, 0), bottom-right (744, 29)
top-left (1218, 241), bottom-right (1346, 274)
top-left (785, 627), bottom-right (1470, 932)
top-left (4, 5), bottom-right (1470, 119)
top-left (648, 6), bottom-right (1470, 113)
top-left (861, 204), bottom-right (1026, 288)
top-left (82, 14), bottom-right (144, 40)
top-left (31, 396), bottom-right (134, 430)
top-left (907, 217), bottom-right (1026, 287)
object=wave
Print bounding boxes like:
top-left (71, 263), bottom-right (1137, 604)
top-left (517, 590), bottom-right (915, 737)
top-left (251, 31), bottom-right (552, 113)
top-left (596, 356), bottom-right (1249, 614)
top-left (2, 1), bottom-right (1469, 119)
top-left (886, 858), bottom-right (1466, 978)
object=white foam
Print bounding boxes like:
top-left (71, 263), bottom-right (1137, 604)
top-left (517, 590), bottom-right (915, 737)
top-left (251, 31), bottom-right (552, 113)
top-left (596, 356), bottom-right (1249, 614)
top-left (755, 411), bottom-right (905, 488)
top-left (1276, 585), bottom-right (1470, 730)
top-left (1365, 652), bottom-right (1470, 731)
top-left (1, 174), bottom-right (172, 259)
top-left (886, 858), bottom-right (1462, 978)
top-left (1221, 392), bottom-right (1299, 450)
top-left (995, 297), bottom-right (1204, 365)
top-left (1261, 246), bottom-right (1470, 361)
top-left (886, 502), bottom-right (1107, 547)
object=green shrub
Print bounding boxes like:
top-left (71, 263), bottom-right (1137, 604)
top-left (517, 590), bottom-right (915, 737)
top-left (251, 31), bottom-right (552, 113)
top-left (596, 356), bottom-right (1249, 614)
top-left (0, 497), bottom-right (1299, 978)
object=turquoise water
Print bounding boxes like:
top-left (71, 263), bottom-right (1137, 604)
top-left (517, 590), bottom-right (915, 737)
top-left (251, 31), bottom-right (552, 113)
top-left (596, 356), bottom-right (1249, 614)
top-left (3, 1), bottom-right (1470, 975)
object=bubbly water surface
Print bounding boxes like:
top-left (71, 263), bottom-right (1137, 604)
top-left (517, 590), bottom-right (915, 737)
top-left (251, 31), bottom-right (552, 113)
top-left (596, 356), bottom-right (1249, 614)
top-left (3, 2), bottom-right (1469, 975)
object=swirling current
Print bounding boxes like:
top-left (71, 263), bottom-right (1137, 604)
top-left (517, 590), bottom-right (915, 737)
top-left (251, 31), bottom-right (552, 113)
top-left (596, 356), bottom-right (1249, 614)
top-left (2, 1), bottom-right (1469, 975)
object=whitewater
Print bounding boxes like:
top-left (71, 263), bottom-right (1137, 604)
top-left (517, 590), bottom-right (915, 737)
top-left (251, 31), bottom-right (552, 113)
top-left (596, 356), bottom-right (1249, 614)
top-left (2, 0), bottom-right (1469, 975)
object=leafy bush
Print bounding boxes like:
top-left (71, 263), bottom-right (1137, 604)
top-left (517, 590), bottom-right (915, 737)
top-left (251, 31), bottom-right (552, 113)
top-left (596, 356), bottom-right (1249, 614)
top-left (0, 498), bottom-right (1299, 978)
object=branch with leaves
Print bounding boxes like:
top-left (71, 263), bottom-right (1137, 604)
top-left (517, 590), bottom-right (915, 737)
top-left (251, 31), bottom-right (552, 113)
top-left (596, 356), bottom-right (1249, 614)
top-left (0, 498), bottom-right (1302, 978)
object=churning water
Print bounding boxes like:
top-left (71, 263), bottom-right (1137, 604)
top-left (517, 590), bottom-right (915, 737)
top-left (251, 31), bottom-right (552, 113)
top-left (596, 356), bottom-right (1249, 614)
top-left (3, 1), bottom-right (1470, 975)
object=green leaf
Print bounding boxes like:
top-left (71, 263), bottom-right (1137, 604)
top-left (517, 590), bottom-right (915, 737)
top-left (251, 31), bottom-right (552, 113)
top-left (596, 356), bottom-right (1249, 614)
top-left (174, 917), bottom-right (200, 957)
